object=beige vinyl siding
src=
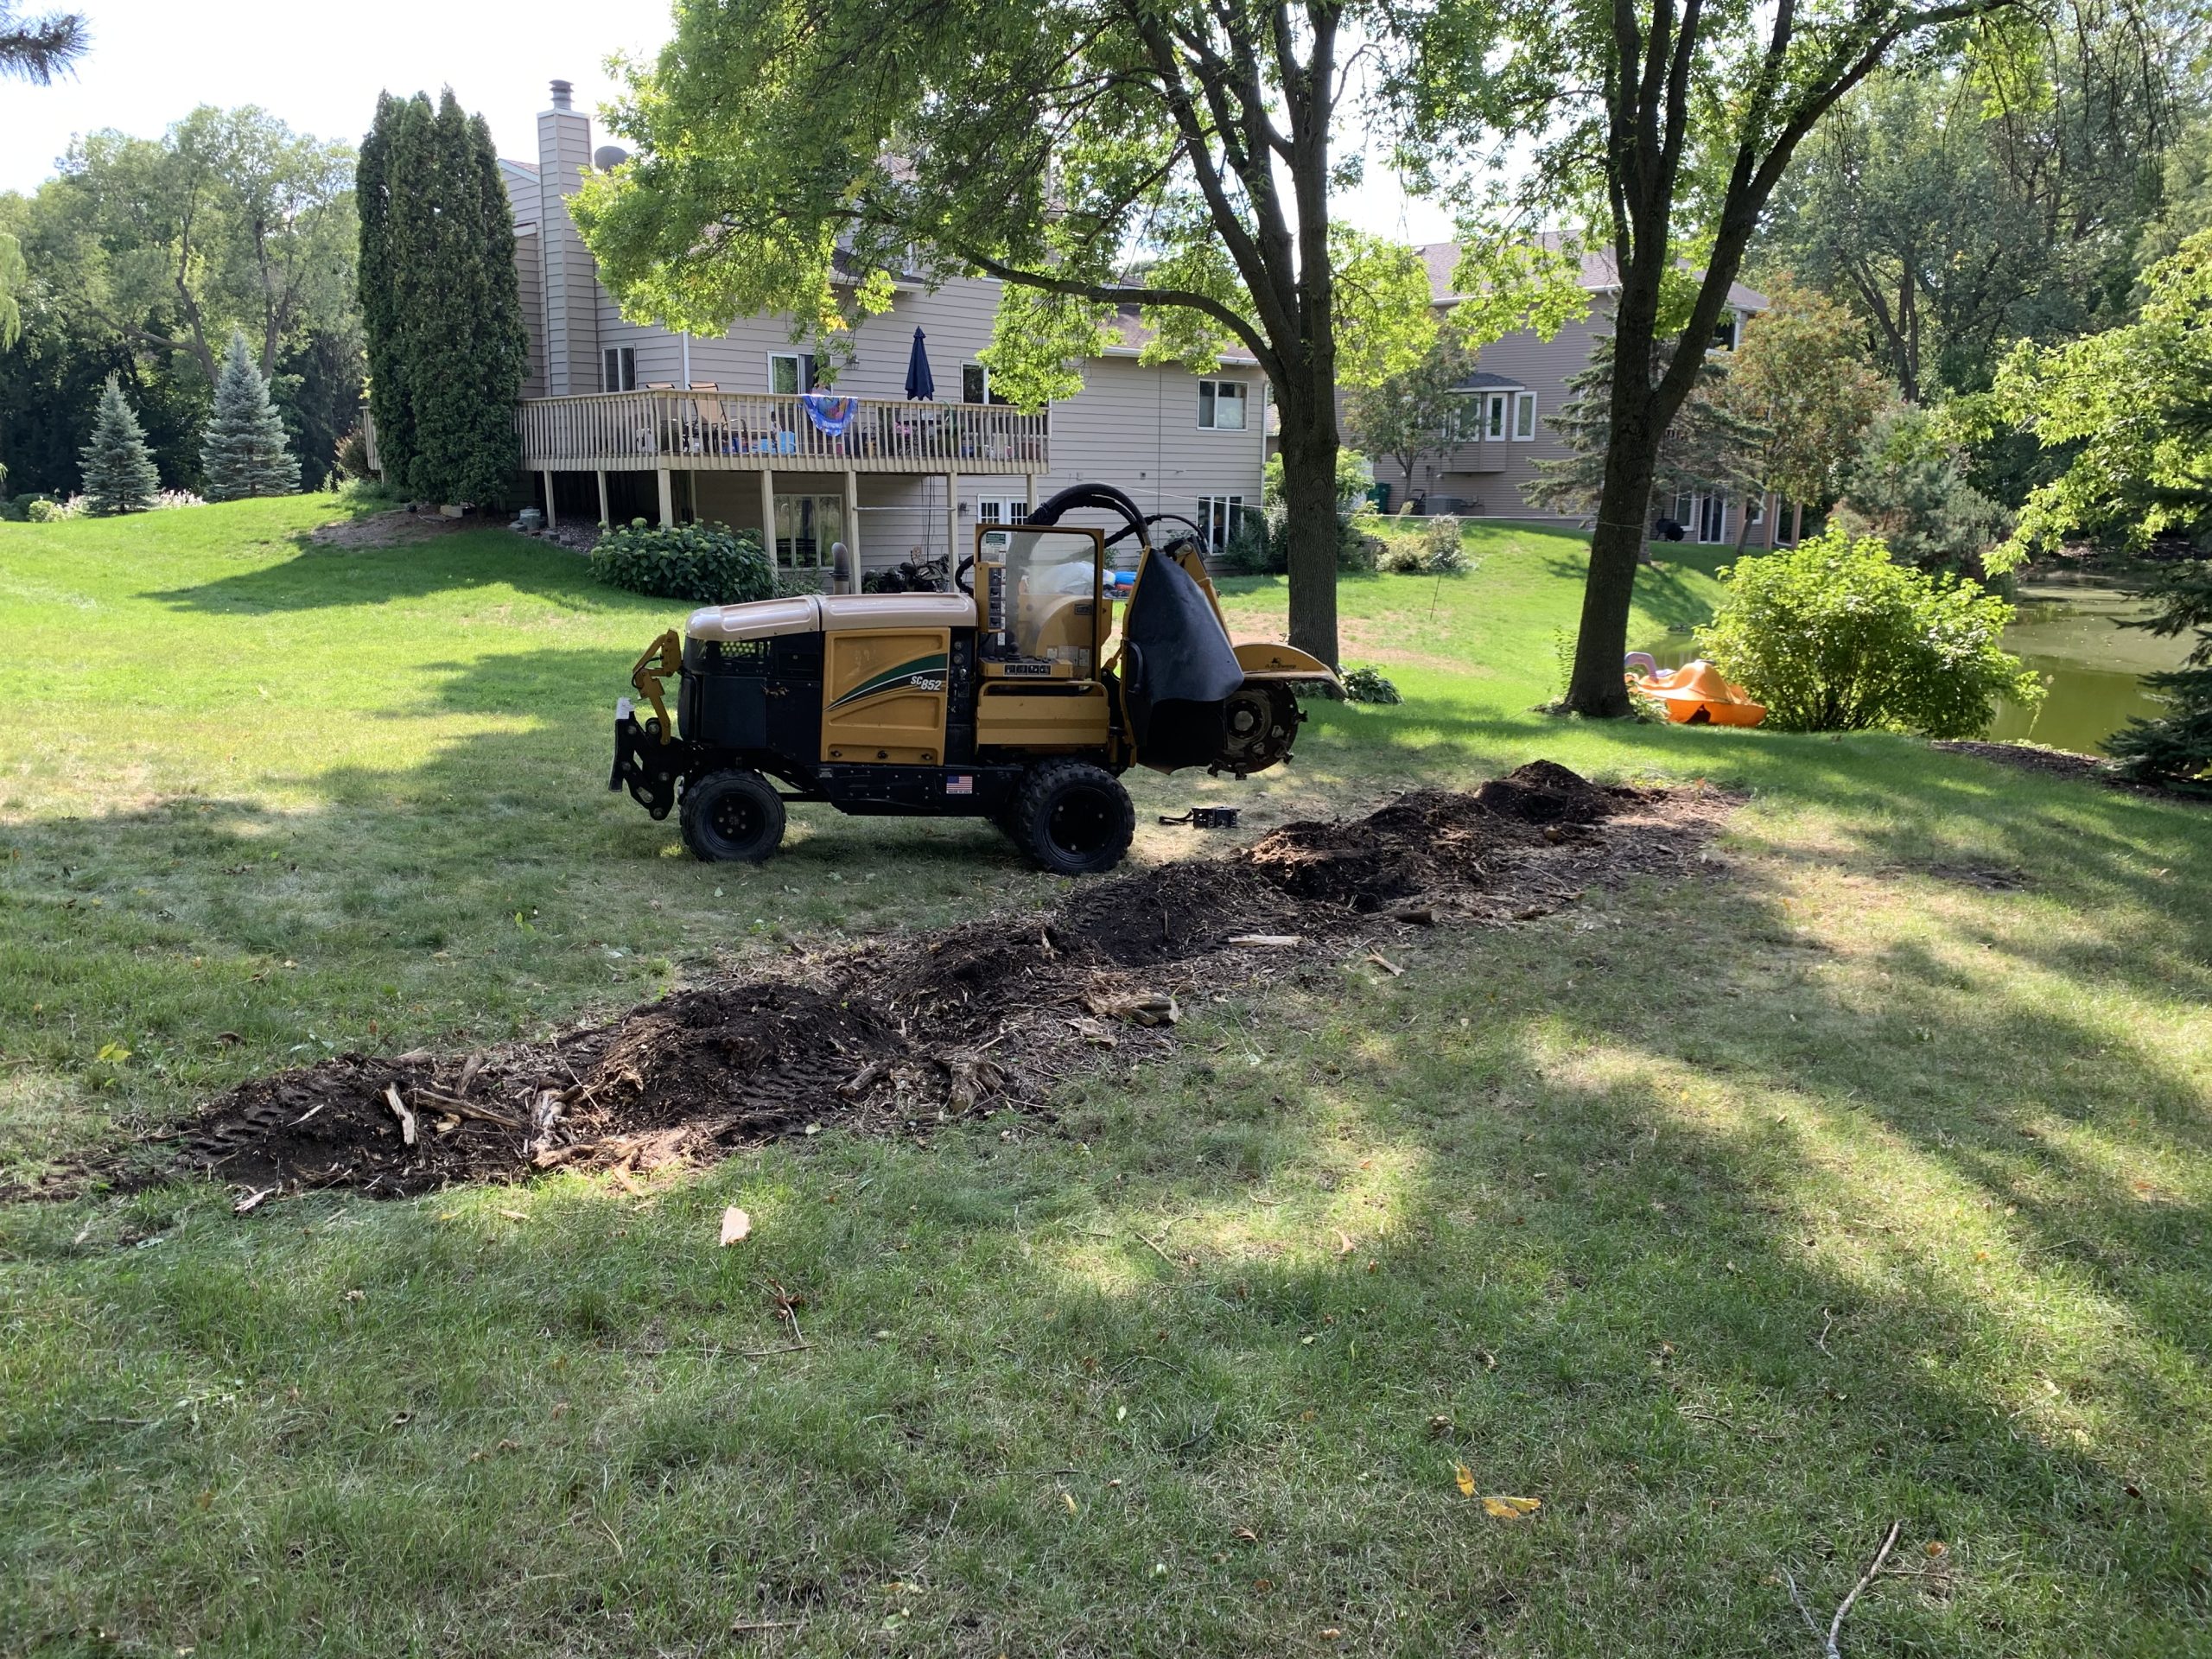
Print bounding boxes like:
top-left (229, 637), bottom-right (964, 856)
top-left (535, 110), bottom-right (601, 396)
top-left (512, 226), bottom-right (546, 400)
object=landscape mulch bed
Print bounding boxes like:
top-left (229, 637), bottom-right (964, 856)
top-left (66, 763), bottom-right (1733, 1204)
top-left (1932, 739), bottom-right (2212, 804)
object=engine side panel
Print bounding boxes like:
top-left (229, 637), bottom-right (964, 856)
top-left (821, 627), bottom-right (952, 765)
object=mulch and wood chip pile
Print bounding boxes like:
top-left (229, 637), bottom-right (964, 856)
top-left (92, 762), bottom-right (1730, 1201)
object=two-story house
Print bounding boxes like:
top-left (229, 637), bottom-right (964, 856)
top-left (491, 80), bottom-right (1269, 586)
top-left (1393, 240), bottom-right (1779, 548)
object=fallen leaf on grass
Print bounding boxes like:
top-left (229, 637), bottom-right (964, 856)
top-left (496, 1208), bottom-right (527, 1223)
top-left (1061, 1491), bottom-right (1078, 1515)
top-left (1481, 1495), bottom-right (1541, 1519)
top-left (1454, 1464), bottom-right (1477, 1497)
top-left (1334, 1230), bottom-right (1356, 1256)
top-left (720, 1206), bottom-right (753, 1246)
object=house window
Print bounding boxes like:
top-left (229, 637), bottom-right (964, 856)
top-left (976, 496), bottom-right (1028, 524)
top-left (602, 346), bottom-right (636, 392)
top-left (772, 493), bottom-right (844, 569)
top-left (1675, 492), bottom-right (1730, 543)
top-left (962, 364), bottom-right (1012, 405)
top-left (769, 353), bottom-right (817, 395)
top-left (1198, 380), bottom-right (1249, 431)
top-left (1513, 391), bottom-right (1537, 440)
top-left (1198, 495), bottom-right (1246, 549)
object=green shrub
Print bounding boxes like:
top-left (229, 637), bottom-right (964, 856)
top-left (1217, 512), bottom-right (1282, 575)
top-left (23, 497), bottom-right (67, 523)
top-left (1418, 514), bottom-right (1466, 573)
top-left (1694, 530), bottom-right (2042, 737)
top-left (1341, 664), bottom-right (1402, 704)
top-left (1377, 538), bottom-right (1426, 575)
top-left (588, 519), bottom-right (775, 606)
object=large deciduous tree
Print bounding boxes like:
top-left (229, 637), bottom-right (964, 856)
top-left (1344, 337), bottom-right (1474, 506)
top-left (1415, 0), bottom-right (2018, 716)
top-left (1719, 275), bottom-right (1891, 544)
top-left (1759, 0), bottom-right (2181, 404)
top-left (356, 89), bottom-right (528, 506)
top-left (572, 0), bottom-right (1529, 665)
top-left (1993, 226), bottom-right (2212, 556)
top-left (31, 106), bottom-right (356, 384)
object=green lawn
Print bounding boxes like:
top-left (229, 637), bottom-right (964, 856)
top-left (3, 496), bottom-right (2209, 1656)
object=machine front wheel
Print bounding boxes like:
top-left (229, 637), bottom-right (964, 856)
top-left (679, 768), bottom-right (787, 863)
top-left (1007, 761), bottom-right (1135, 876)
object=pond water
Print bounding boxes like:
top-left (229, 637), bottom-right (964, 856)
top-left (1634, 571), bottom-right (2190, 754)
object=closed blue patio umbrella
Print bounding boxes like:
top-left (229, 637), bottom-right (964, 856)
top-left (904, 327), bottom-right (936, 400)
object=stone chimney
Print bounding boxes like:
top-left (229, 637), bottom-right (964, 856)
top-left (537, 79), bottom-right (601, 395)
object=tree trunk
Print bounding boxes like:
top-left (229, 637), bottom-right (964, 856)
top-left (1790, 500), bottom-right (1804, 544)
top-left (1563, 438), bottom-right (1657, 718)
top-left (1274, 388), bottom-right (1340, 667)
top-left (1563, 285), bottom-right (1663, 717)
top-left (1732, 491), bottom-right (1758, 553)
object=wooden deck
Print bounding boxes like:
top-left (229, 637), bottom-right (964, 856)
top-left (516, 389), bottom-right (1048, 475)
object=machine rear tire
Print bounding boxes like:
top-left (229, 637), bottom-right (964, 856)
top-left (1008, 761), bottom-right (1134, 875)
top-left (679, 768), bottom-right (786, 863)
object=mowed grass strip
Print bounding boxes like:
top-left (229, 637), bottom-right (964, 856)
top-left (1, 497), bottom-right (2208, 1656)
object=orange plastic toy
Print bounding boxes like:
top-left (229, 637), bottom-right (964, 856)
top-left (1623, 656), bottom-right (1765, 727)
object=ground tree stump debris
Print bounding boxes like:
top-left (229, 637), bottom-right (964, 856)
top-left (84, 762), bottom-right (1729, 1201)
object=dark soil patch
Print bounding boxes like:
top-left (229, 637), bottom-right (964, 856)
top-left (62, 762), bottom-right (1732, 1203)
top-left (1932, 740), bottom-right (2212, 804)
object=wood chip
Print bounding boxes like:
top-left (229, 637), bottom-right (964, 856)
top-left (384, 1084), bottom-right (417, 1146)
top-left (720, 1206), bottom-right (752, 1246)
top-left (1389, 905), bottom-right (1435, 925)
top-left (232, 1186), bottom-right (275, 1215)
top-left (394, 1048), bottom-right (433, 1065)
top-left (1228, 934), bottom-right (1304, 948)
top-left (455, 1051), bottom-right (485, 1096)
top-left (1365, 951), bottom-right (1405, 977)
top-left (496, 1208), bottom-right (527, 1222)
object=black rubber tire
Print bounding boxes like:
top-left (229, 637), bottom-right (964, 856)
top-left (1007, 760), bottom-right (1135, 875)
top-left (678, 768), bottom-right (786, 863)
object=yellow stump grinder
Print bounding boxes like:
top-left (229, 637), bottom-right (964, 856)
top-left (609, 482), bottom-right (1338, 874)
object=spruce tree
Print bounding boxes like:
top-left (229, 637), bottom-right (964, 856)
top-left (79, 374), bottom-right (162, 514)
top-left (1525, 337), bottom-right (1765, 531)
top-left (201, 329), bottom-right (298, 499)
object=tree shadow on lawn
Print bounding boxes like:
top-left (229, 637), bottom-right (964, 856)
top-left (1532, 549), bottom-right (1731, 636)
top-left (146, 525), bottom-right (645, 617)
top-left (3, 845), bottom-right (2205, 1656)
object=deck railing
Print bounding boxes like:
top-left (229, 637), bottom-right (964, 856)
top-left (516, 389), bottom-right (1048, 474)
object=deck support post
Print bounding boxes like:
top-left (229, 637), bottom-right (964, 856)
top-left (541, 470), bottom-right (556, 531)
top-left (657, 468), bottom-right (675, 528)
top-left (944, 472), bottom-right (959, 573)
top-left (595, 470), bottom-right (609, 527)
top-left (841, 470), bottom-right (860, 593)
top-left (759, 468), bottom-right (777, 571)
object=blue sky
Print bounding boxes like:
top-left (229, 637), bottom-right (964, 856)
top-left (0, 0), bottom-right (1459, 243)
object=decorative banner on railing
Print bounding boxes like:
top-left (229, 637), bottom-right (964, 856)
top-left (800, 393), bottom-right (860, 437)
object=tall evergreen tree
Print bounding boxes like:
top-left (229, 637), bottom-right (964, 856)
top-left (355, 92), bottom-right (417, 491)
top-left (79, 372), bottom-right (162, 513)
top-left (200, 328), bottom-right (296, 499)
top-left (357, 88), bottom-right (526, 505)
top-left (1525, 340), bottom-right (1764, 534)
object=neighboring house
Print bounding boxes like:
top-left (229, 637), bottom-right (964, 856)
top-left (1383, 240), bottom-right (1778, 547)
top-left (495, 81), bottom-right (1268, 585)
